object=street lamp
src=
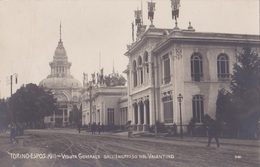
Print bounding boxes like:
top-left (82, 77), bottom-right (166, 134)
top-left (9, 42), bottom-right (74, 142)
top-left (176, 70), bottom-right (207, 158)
top-left (177, 93), bottom-right (183, 138)
top-left (10, 73), bottom-right (18, 96)
top-left (145, 62), bottom-right (157, 136)
top-left (9, 73), bottom-right (18, 124)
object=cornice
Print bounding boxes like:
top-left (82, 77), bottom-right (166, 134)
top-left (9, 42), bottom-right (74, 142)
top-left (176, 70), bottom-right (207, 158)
top-left (153, 31), bottom-right (260, 53)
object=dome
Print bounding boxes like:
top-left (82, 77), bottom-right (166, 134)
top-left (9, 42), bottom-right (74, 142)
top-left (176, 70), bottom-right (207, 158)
top-left (54, 40), bottom-right (67, 58)
top-left (39, 77), bottom-right (82, 89)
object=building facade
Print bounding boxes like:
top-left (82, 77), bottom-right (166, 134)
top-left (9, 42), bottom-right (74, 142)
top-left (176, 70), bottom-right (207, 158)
top-left (39, 32), bottom-right (83, 127)
top-left (81, 80), bottom-right (127, 127)
top-left (125, 24), bottom-right (260, 132)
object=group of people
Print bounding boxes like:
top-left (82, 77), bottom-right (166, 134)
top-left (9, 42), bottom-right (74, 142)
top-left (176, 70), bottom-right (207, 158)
top-left (77, 122), bottom-right (104, 134)
top-left (76, 119), bottom-right (220, 147)
top-left (90, 122), bottom-right (104, 134)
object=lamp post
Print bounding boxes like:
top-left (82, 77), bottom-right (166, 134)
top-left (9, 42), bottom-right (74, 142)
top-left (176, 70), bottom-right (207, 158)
top-left (10, 73), bottom-right (18, 124)
top-left (177, 93), bottom-right (183, 138)
top-left (88, 84), bottom-right (93, 125)
top-left (145, 62), bottom-right (157, 136)
top-left (10, 73), bottom-right (18, 96)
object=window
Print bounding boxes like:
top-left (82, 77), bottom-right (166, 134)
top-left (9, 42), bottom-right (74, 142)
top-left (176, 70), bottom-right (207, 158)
top-left (191, 53), bottom-right (203, 82)
top-left (192, 95), bottom-right (204, 123)
top-left (163, 54), bottom-right (171, 84)
top-left (217, 53), bottom-right (229, 79)
top-left (144, 52), bottom-right (149, 73)
top-left (120, 107), bottom-right (128, 125)
top-left (162, 92), bottom-right (173, 123)
top-left (138, 56), bottom-right (143, 84)
top-left (107, 108), bottom-right (115, 125)
top-left (133, 60), bottom-right (137, 87)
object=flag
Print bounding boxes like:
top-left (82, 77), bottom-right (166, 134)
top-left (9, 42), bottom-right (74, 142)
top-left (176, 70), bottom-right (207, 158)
top-left (171, 0), bottom-right (180, 20)
top-left (134, 10), bottom-right (142, 26)
top-left (148, 2), bottom-right (156, 20)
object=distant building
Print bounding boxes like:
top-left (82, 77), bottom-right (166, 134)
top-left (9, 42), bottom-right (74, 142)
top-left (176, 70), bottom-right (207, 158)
top-left (125, 23), bottom-right (260, 132)
top-left (39, 27), bottom-right (82, 126)
top-left (81, 72), bottom-right (128, 127)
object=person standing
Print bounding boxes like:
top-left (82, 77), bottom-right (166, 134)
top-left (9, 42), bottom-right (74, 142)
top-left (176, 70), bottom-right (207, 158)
top-left (206, 119), bottom-right (220, 147)
top-left (101, 123), bottom-right (105, 132)
top-left (10, 125), bottom-right (19, 143)
top-left (97, 122), bottom-right (101, 134)
top-left (77, 123), bottom-right (82, 133)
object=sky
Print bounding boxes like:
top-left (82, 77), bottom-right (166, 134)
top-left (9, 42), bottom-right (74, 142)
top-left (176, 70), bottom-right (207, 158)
top-left (0, 0), bottom-right (259, 98)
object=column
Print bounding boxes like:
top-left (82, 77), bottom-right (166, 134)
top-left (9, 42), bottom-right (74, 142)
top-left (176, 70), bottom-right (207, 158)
top-left (143, 100), bottom-right (148, 131)
top-left (132, 104), bottom-right (136, 124)
top-left (132, 103), bottom-right (137, 131)
top-left (149, 96), bottom-right (154, 125)
top-left (62, 109), bottom-right (65, 126)
top-left (137, 101), bottom-right (141, 131)
top-left (53, 112), bottom-right (55, 126)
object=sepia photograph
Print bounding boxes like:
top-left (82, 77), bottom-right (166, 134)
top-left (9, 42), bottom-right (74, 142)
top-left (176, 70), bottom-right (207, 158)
top-left (0, 0), bottom-right (259, 166)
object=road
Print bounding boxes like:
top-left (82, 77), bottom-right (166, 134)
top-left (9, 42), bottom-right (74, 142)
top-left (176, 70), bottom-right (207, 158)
top-left (1, 129), bottom-right (259, 167)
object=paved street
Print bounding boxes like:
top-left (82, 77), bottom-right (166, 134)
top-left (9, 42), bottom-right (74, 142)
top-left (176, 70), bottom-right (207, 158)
top-left (0, 129), bottom-right (259, 167)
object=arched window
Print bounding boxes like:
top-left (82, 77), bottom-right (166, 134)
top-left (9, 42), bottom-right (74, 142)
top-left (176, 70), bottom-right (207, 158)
top-left (191, 53), bottom-right (203, 82)
top-left (144, 52), bottom-right (149, 73)
top-left (192, 95), bottom-right (204, 123)
top-left (138, 56), bottom-right (143, 84)
top-left (133, 60), bottom-right (137, 87)
top-left (217, 53), bottom-right (229, 79)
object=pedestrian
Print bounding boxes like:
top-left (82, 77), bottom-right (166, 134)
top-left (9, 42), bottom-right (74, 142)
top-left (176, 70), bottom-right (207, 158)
top-left (77, 123), bottom-right (82, 133)
top-left (10, 125), bottom-right (19, 144)
top-left (93, 122), bottom-right (96, 134)
top-left (91, 123), bottom-right (94, 134)
top-left (97, 122), bottom-right (101, 134)
top-left (125, 121), bottom-right (133, 138)
top-left (101, 123), bottom-right (105, 132)
top-left (206, 119), bottom-right (220, 147)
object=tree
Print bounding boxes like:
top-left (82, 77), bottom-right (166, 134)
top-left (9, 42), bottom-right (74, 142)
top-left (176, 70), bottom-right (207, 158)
top-left (215, 89), bottom-right (234, 125)
top-left (230, 45), bottom-right (259, 137)
top-left (104, 73), bottom-right (126, 87)
top-left (0, 99), bottom-right (10, 129)
top-left (9, 83), bottom-right (57, 126)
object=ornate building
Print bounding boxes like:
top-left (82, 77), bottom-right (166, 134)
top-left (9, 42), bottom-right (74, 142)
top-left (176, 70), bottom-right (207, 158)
top-left (125, 23), bottom-right (260, 132)
top-left (39, 26), bottom-right (83, 126)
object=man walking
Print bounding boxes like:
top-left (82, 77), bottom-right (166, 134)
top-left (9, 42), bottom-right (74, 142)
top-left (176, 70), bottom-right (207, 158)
top-left (206, 119), bottom-right (220, 147)
top-left (10, 125), bottom-right (19, 143)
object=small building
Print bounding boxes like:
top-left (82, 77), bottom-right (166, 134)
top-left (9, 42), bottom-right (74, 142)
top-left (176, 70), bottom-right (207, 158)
top-left (81, 77), bottom-right (127, 128)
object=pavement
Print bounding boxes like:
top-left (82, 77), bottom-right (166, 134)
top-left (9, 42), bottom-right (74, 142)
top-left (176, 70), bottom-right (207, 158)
top-left (0, 129), bottom-right (259, 150)
top-left (106, 131), bottom-right (260, 148)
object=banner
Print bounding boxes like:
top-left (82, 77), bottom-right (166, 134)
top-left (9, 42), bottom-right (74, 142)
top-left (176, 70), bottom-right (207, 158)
top-left (171, 0), bottom-right (180, 20)
top-left (148, 2), bottom-right (156, 20)
top-left (134, 10), bottom-right (142, 25)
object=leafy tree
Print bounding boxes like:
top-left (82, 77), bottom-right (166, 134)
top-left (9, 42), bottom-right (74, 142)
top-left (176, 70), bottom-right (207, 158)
top-left (230, 45), bottom-right (259, 136)
top-left (9, 83), bottom-right (57, 125)
top-left (0, 99), bottom-right (10, 129)
top-left (104, 73), bottom-right (126, 87)
top-left (215, 89), bottom-right (234, 124)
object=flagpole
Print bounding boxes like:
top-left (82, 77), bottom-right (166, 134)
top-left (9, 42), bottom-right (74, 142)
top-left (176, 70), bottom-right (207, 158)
top-left (99, 52), bottom-right (101, 72)
top-left (141, 0), bottom-right (143, 25)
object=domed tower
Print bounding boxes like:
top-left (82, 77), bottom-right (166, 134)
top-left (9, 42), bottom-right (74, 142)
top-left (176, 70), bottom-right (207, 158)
top-left (39, 24), bottom-right (82, 127)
